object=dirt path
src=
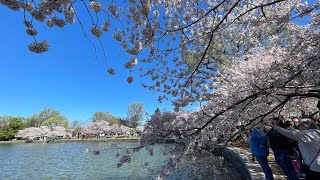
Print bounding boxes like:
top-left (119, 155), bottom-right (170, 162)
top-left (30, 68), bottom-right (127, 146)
top-left (230, 144), bottom-right (287, 180)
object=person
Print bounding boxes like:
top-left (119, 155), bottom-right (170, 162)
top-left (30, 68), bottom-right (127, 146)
top-left (284, 120), bottom-right (295, 130)
top-left (250, 126), bottom-right (274, 180)
top-left (291, 117), bottom-right (300, 129)
top-left (267, 118), bottom-right (320, 180)
top-left (267, 118), bottom-right (299, 180)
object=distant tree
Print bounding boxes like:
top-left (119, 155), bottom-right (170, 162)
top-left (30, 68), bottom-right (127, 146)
top-left (92, 112), bottom-right (118, 125)
top-left (26, 108), bottom-right (69, 128)
top-left (41, 115), bottom-right (69, 128)
top-left (25, 116), bottom-right (38, 127)
top-left (37, 108), bottom-right (60, 126)
top-left (117, 117), bottom-right (130, 127)
top-left (71, 120), bottom-right (82, 128)
top-left (126, 102), bottom-right (144, 128)
top-left (0, 116), bottom-right (12, 128)
top-left (0, 117), bottom-right (26, 141)
top-left (70, 120), bottom-right (83, 135)
top-left (92, 112), bottom-right (108, 122)
top-left (105, 114), bottom-right (118, 125)
top-left (29, 108), bottom-right (59, 127)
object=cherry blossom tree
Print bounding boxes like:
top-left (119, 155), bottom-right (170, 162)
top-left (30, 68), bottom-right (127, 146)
top-left (80, 120), bottom-right (111, 136)
top-left (116, 18), bottom-right (320, 178)
top-left (16, 126), bottom-right (71, 139)
top-left (50, 126), bottom-right (71, 138)
top-left (16, 126), bottom-right (51, 140)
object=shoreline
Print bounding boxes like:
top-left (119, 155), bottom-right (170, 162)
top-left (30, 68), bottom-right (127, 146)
top-left (0, 138), bottom-right (140, 144)
top-left (0, 138), bottom-right (176, 144)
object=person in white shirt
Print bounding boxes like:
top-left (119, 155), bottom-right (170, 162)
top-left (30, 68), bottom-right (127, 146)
top-left (267, 118), bottom-right (320, 180)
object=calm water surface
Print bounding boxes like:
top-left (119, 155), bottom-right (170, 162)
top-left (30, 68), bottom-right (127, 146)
top-left (0, 142), bottom-right (170, 180)
top-left (0, 142), bottom-right (245, 180)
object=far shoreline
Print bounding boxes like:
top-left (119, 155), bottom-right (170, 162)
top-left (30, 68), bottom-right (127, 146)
top-left (0, 138), bottom-right (140, 144)
top-left (0, 138), bottom-right (177, 144)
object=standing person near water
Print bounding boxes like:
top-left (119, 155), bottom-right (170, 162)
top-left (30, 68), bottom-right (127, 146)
top-left (267, 118), bottom-right (299, 180)
top-left (266, 118), bottom-right (320, 180)
top-left (250, 126), bottom-right (274, 180)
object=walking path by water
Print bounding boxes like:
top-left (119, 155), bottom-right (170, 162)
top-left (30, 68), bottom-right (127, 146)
top-left (231, 144), bottom-right (287, 180)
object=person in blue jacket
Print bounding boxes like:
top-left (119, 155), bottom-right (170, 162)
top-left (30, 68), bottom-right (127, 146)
top-left (250, 126), bottom-right (274, 180)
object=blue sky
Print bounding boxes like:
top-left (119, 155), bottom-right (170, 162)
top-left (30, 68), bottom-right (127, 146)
top-left (0, 6), bottom-right (173, 123)
top-left (1, 1), bottom-right (314, 124)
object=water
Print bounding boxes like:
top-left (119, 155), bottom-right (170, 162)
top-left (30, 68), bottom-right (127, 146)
top-left (0, 142), bottom-right (249, 180)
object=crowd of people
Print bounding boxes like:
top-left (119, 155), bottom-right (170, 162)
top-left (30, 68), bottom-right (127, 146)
top-left (249, 117), bottom-right (320, 180)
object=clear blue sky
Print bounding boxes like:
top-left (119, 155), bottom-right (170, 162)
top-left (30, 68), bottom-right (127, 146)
top-left (0, 6), bottom-right (173, 123)
top-left (2, 2), bottom-right (312, 124)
